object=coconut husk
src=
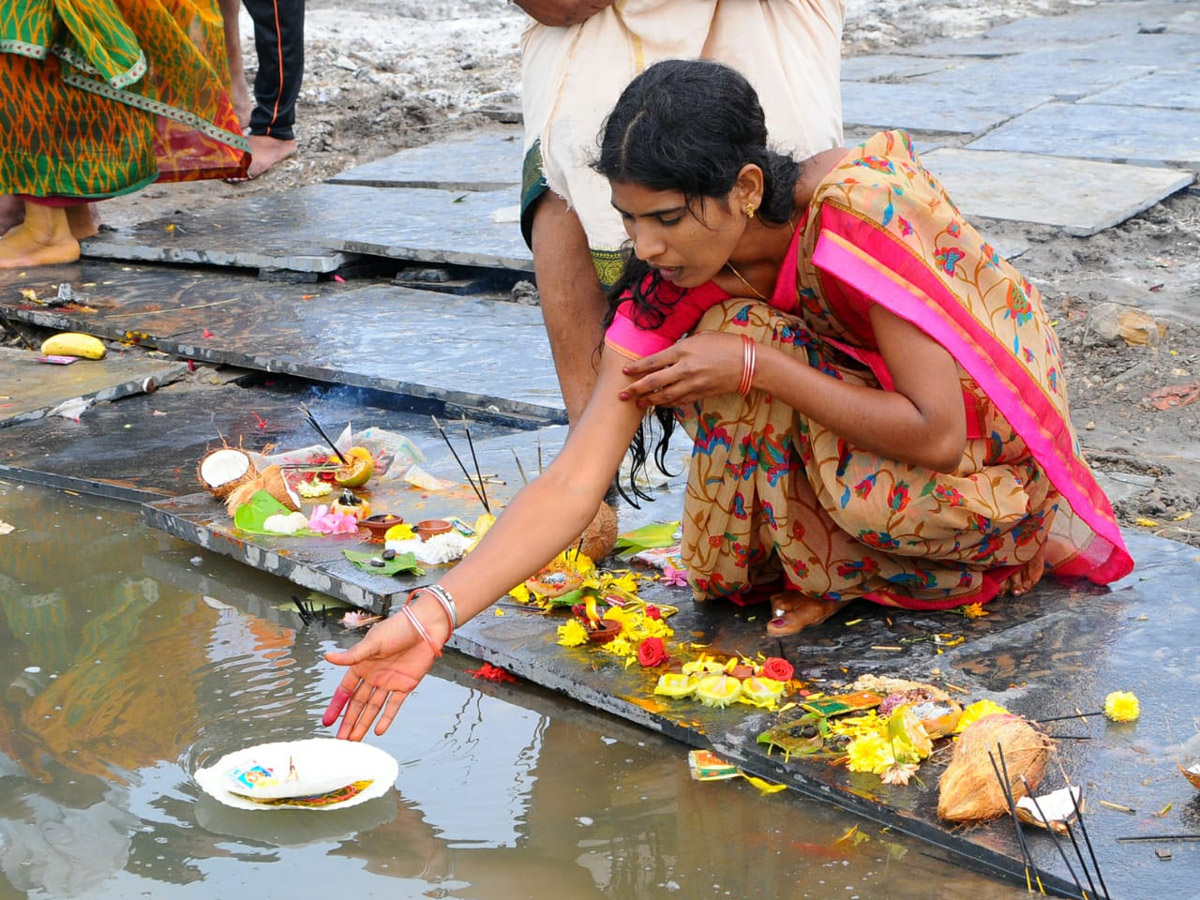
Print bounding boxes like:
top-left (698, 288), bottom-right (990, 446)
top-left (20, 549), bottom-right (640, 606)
top-left (223, 464), bottom-right (300, 516)
top-left (577, 501), bottom-right (618, 561)
top-left (197, 447), bottom-right (258, 498)
top-left (938, 714), bottom-right (1053, 824)
top-left (1181, 761), bottom-right (1200, 791)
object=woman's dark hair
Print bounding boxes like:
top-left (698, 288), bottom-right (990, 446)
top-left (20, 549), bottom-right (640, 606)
top-left (592, 59), bottom-right (800, 503)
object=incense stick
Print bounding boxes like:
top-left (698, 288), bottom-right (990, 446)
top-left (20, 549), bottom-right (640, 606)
top-left (1019, 775), bottom-right (1088, 899)
top-left (462, 421), bottom-right (490, 514)
top-left (511, 448), bottom-right (529, 486)
top-left (298, 402), bottom-right (348, 464)
top-left (1066, 783), bottom-right (1110, 900)
top-left (431, 416), bottom-right (490, 513)
top-left (988, 748), bottom-right (1042, 895)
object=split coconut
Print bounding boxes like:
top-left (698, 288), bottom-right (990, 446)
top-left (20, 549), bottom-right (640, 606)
top-left (198, 447), bottom-right (258, 498)
top-left (578, 501), bottom-right (618, 561)
top-left (938, 713), bottom-right (1053, 824)
top-left (222, 464), bottom-right (302, 516)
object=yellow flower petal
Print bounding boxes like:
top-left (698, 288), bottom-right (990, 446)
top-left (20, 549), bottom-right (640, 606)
top-left (556, 619), bottom-right (589, 647)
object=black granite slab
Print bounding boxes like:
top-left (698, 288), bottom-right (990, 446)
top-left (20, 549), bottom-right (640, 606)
top-left (327, 129), bottom-right (523, 191)
top-left (0, 374), bottom-right (521, 502)
top-left (0, 262), bottom-right (565, 426)
top-left (0, 346), bottom-right (187, 428)
top-left (80, 183), bottom-right (531, 274)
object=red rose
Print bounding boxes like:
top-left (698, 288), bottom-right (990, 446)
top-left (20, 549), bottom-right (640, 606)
top-left (645, 605), bottom-right (662, 620)
top-left (761, 657), bottom-right (794, 682)
top-left (637, 637), bottom-right (667, 668)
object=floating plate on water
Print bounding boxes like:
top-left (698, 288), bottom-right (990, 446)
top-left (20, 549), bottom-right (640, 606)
top-left (195, 738), bottom-right (398, 811)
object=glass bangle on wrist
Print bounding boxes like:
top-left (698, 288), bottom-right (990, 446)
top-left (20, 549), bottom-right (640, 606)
top-left (414, 584), bottom-right (458, 633)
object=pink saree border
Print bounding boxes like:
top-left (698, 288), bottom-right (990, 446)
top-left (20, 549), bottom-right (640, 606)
top-left (810, 204), bottom-right (1132, 584)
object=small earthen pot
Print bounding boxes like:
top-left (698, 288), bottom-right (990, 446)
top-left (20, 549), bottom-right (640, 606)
top-left (586, 620), bottom-right (622, 644)
top-left (361, 513), bottom-right (403, 541)
top-left (415, 518), bottom-right (453, 540)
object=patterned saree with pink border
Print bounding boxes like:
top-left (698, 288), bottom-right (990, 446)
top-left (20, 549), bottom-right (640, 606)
top-left (607, 130), bottom-right (1133, 610)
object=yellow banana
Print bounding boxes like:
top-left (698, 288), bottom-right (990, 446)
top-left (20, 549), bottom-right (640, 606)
top-left (40, 332), bottom-right (106, 359)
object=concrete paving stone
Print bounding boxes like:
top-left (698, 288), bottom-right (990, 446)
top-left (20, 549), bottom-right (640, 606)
top-left (984, 0), bottom-right (1200, 42)
top-left (908, 47), bottom-right (1154, 102)
top-left (1082, 69), bottom-right (1200, 110)
top-left (914, 0), bottom-right (1200, 56)
top-left (1061, 30), bottom-right (1200, 69)
top-left (82, 183), bottom-right (533, 274)
top-left (967, 101), bottom-right (1200, 170)
top-left (921, 147), bottom-right (1194, 235)
top-left (327, 129), bottom-right (524, 190)
top-left (0, 347), bottom-right (188, 428)
top-left (0, 262), bottom-right (564, 425)
top-left (840, 54), bottom-right (951, 82)
top-left (841, 80), bottom-right (1056, 135)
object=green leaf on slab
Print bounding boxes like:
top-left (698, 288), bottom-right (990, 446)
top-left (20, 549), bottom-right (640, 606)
top-left (343, 549), bottom-right (424, 577)
top-left (613, 520), bottom-right (680, 556)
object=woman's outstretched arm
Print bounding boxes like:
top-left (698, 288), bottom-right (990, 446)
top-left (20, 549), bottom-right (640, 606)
top-left (324, 345), bottom-right (647, 740)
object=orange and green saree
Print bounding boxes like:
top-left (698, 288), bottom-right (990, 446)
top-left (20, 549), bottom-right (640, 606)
top-left (0, 0), bottom-right (248, 199)
top-left (606, 130), bottom-right (1133, 611)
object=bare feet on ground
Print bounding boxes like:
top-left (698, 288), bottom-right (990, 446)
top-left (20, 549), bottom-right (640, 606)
top-left (0, 203), bottom-right (80, 269)
top-left (766, 591), bottom-right (844, 636)
top-left (65, 203), bottom-right (101, 240)
top-left (245, 135), bottom-right (298, 179)
top-left (1003, 543), bottom-right (1048, 596)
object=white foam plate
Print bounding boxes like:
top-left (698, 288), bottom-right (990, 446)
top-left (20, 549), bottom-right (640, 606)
top-left (195, 738), bottom-right (398, 811)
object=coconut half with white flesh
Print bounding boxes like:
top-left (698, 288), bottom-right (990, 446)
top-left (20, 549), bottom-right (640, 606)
top-left (198, 448), bottom-right (257, 498)
top-left (195, 738), bottom-right (398, 811)
top-left (1015, 785), bottom-right (1083, 831)
top-left (224, 464), bottom-right (303, 516)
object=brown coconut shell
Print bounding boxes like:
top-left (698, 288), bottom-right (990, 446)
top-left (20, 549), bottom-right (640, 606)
top-left (1181, 762), bottom-right (1200, 791)
top-left (937, 714), bottom-right (1053, 824)
top-left (197, 447), bottom-right (258, 499)
top-left (577, 501), bottom-right (618, 561)
top-left (223, 464), bottom-right (301, 516)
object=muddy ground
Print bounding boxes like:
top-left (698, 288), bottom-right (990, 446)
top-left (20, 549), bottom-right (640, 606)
top-left (24, 0), bottom-right (1200, 545)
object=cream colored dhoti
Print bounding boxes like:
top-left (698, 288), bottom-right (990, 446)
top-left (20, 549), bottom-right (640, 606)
top-left (519, 0), bottom-right (846, 285)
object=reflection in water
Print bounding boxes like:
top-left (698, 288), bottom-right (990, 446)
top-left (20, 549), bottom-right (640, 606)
top-left (0, 484), bottom-right (1024, 899)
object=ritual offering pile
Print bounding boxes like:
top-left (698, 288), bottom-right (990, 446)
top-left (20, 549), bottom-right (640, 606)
top-left (195, 738), bottom-right (398, 811)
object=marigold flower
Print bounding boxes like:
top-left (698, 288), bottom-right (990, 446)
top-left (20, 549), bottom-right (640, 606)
top-left (959, 603), bottom-right (988, 618)
top-left (845, 732), bottom-right (894, 774)
top-left (556, 619), bottom-right (589, 647)
top-left (1104, 690), bottom-right (1139, 722)
top-left (953, 699), bottom-right (1010, 733)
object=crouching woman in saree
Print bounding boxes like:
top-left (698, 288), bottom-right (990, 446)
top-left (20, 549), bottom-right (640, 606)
top-left (325, 59), bottom-right (1132, 740)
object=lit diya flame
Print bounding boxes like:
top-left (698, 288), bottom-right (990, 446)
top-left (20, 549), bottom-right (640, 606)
top-left (584, 595), bottom-right (603, 628)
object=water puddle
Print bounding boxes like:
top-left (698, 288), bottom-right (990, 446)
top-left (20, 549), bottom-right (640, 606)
top-left (0, 482), bottom-right (1023, 899)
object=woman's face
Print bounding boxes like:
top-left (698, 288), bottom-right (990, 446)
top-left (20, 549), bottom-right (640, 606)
top-left (609, 180), bottom-right (744, 289)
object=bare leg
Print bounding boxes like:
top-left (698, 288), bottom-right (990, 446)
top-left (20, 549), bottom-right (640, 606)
top-left (766, 591), bottom-right (845, 636)
top-left (0, 201), bottom-right (80, 268)
top-left (65, 203), bottom-right (101, 240)
top-left (0, 194), bottom-right (23, 235)
top-left (219, 0), bottom-right (253, 129)
top-left (529, 192), bottom-right (608, 425)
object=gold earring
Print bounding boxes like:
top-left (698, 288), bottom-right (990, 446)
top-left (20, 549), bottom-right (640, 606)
top-left (745, 203), bottom-right (756, 219)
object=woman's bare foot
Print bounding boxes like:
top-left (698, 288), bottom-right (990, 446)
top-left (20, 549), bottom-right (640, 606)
top-left (65, 203), bottom-right (101, 240)
top-left (242, 135), bottom-right (298, 179)
top-left (0, 202), bottom-right (79, 269)
top-left (766, 591), bottom-right (843, 636)
top-left (1004, 542), bottom-right (1048, 596)
top-left (0, 194), bottom-right (23, 235)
